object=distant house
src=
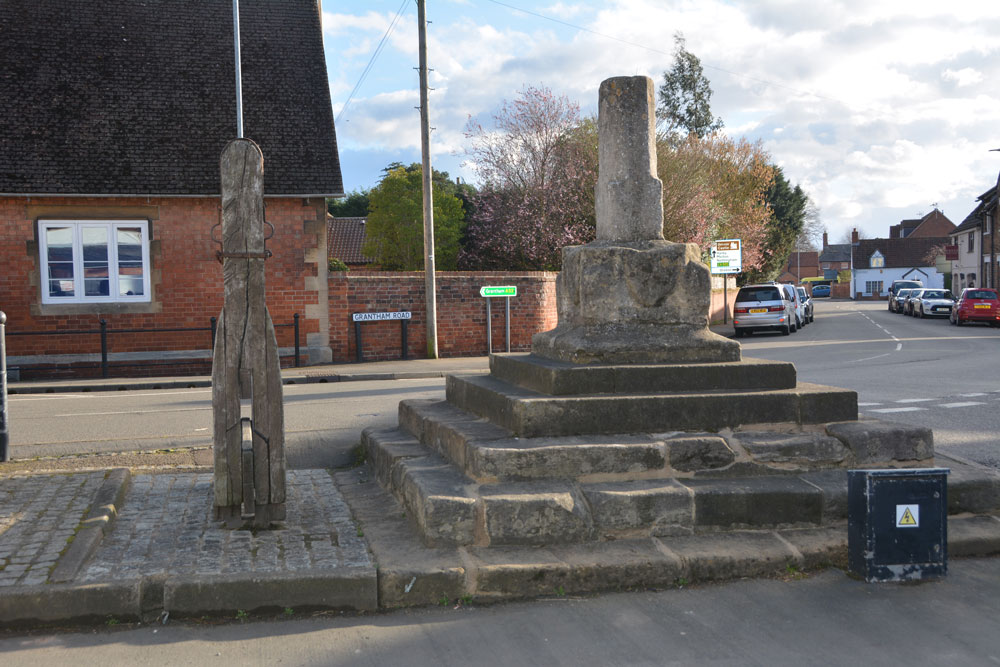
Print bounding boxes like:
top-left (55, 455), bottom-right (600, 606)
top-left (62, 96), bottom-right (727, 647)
top-left (818, 232), bottom-right (851, 281)
top-left (0, 0), bottom-right (343, 377)
top-left (889, 209), bottom-right (956, 239)
top-left (777, 251), bottom-right (819, 284)
top-left (328, 216), bottom-right (376, 269)
top-left (851, 211), bottom-right (956, 299)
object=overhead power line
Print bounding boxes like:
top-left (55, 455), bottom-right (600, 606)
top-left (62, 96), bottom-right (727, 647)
top-left (336, 0), bottom-right (410, 124)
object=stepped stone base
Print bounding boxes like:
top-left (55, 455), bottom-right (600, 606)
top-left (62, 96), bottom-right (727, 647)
top-left (363, 352), bottom-right (962, 550)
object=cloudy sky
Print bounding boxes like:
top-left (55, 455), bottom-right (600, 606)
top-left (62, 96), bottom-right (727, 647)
top-left (321, 0), bottom-right (1000, 244)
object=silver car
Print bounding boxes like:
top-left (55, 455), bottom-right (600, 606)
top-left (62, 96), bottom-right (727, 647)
top-left (796, 286), bottom-right (814, 323)
top-left (911, 289), bottom-right (955, 318)
top-left (733, 283), bottom-right (797, 337)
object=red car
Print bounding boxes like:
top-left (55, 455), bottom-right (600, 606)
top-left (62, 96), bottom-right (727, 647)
top-left (950, 288), bottom-right (1000, 326)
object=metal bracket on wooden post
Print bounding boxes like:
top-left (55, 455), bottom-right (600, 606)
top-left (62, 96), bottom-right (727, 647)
top-left (0, 311), bottom-right (9, 463)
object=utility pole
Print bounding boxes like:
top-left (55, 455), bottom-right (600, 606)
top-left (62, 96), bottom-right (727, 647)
top-left (232, 0), bottom-right (243, 138)
top-left (417, 0), bottom-right (438, 358)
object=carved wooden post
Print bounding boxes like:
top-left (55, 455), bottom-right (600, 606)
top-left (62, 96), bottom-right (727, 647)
top-left (212, 138), bottom-right (286, 528)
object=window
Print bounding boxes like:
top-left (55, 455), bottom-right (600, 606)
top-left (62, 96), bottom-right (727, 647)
top-left (38, 220), bottom-right (151, 304)
top-left (969, 232), bottom-right (975, 253)
top-left (865, 280), bottom-right (884, 295)
top-left (869, 250), bottom-right (884, 268)
top-left (985, 213), bottom-right (992, 236)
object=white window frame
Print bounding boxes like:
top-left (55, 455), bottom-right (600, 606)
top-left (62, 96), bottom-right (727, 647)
top-left (864, 280), bottom-right (883, 296)
top-left (869, 250), bottom-right (884, 268)
top-left (38, 219), bottom-right (152, 305)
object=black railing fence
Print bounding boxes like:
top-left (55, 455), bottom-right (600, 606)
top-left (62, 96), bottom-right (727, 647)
top-left (7, 313), bottom-right (300, 378)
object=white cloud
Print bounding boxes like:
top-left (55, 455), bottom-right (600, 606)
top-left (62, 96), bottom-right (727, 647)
top-left (942, 67), bottom-right (983, 87)
top-left (326, 0), bottom-right (1000, 241)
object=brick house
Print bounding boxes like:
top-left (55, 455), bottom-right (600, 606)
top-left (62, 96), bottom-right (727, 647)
top-left (818, 232), bottom-right (852, 280)
top-left (851, 211), bottom-right (956, 299)
top-left (950, 186), bottom-right (998, 292)
top-left (777, 251), bottom-right (819, 284)
top-left (0, 0), bottom-right (342, 378)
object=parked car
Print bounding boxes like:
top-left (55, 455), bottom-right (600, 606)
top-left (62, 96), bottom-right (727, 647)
top-left (782, 283), bottom-right (806, 329)
top-left (887, 279), bottom-right (923, 310)
top-left (902, 289), bottom-right (923, 316)
top-left (911, 289), bottom-right (955, 318)
top-left (890, 288), bottom-right (914, 313)
top-left (732, 283), bottom-right (797, 337)
top-left (811, 284), bottom-right (831, 298)
top-left (796, 286), bottom-right (814, 323)
top-left (950, 288), bottom-right (1000, 326)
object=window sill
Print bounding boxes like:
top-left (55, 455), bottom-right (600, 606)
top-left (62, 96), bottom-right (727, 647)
top-left (32, 301), bottom-right (162, 317)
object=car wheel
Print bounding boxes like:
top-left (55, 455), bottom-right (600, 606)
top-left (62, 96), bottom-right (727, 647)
top-left (956, 316), bottom-right (963, 326)
top-left (782, 322), bottom-right (791, 336)
top-left (734, 328), bottom-right (743, 338)
top-left (918, 307), bottom-right (924, 318)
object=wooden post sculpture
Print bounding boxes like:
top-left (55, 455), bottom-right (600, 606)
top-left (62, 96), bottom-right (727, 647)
top-left (212, 138), bottom-right (286, 528)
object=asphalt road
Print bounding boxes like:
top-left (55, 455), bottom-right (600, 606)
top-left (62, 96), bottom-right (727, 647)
top-left (5, 379), bottom-right (448, 468)
top-left (3, 557), bottom-right (999, 665)
top-left (738, 298), bottom-right (1000, 468)
top-left (6, 297), bottom-right (1000, 468)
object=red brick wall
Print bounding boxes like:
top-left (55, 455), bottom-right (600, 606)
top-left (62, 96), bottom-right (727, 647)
top-left (1, 195), bottom-right (323, 365)
top-left (329, 271), bottom-right (558, 362)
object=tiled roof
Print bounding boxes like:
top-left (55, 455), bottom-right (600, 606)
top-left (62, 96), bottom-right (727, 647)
top-left (852, 237), bottom-right (951, 269)
top-left (819, 243), bottom-right (851, 263)
top-left (328, 217), bottom-right (372, 264)
top-left (952, 204), bottom-right (984, 235)
top-left (0, 0), bottom-right (342, 196)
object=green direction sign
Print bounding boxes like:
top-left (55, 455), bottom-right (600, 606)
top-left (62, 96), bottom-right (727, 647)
top-left (479, 285), bottom-right (517, 297)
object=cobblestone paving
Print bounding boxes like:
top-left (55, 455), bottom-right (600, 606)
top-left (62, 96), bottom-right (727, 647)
top-left (81, 470), bottom-right (371, 581)
top-left (0, 472), bottom-right (106, 587)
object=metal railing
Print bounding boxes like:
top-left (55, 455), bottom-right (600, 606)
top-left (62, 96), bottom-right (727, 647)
top-left (6, 313), bottom-right (300, 379)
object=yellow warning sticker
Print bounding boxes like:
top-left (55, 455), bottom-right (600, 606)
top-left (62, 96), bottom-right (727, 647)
top-left (896, 504), bottom-right (919, 528)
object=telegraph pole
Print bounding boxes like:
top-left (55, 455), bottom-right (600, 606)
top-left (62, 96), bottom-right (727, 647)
top-left (417, 0), bottom-right (438, 358)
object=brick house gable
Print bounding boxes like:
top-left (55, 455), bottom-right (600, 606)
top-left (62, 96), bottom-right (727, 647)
top-left (889, 209), bottom-right (955, 239)
top-left (0, 0), bottom-right (342, 197)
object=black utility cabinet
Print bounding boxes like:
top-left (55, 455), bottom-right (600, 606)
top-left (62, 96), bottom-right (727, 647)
top-left (848, 468), bottom-right (949, 583)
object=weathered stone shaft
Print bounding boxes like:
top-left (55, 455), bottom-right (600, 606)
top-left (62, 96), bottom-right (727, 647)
top-left (595, 76), bottom-right (664, 242)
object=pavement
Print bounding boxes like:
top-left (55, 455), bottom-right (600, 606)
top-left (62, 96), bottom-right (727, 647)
top-left (2, 333), bottom-right (1000, 628)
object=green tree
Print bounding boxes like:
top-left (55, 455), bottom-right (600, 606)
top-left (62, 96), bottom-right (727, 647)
top-left (742, 167), bottom-right (808, 283)
top-left (657, 33), bottom-right (724, 139)
top-left (363, 165), bottom-right (465, 271)
top-left (327, 189), bottom-right (370, 217)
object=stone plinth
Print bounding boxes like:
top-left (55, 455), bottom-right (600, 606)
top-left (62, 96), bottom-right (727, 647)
top-left (532, 240), bottom-right (739, 364)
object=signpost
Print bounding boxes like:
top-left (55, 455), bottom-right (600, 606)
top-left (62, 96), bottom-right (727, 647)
top-left (480, 286), bottom-right (517, 353)
top-left (710, 239), bottom-right (742, 324)
top-left (352, 311), bottom-right (412, 362)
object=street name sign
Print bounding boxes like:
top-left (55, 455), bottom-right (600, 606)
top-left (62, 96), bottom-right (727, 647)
top-left (352, 311), bottom-right (412, 322)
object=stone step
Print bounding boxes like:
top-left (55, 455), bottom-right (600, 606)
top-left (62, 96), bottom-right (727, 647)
top-left (396, 400), bottom-right (939, 483)
top-left (446, 373), bottom-right (858, 438)
top-left (364, 426), bottom-right (1000, 548)
top-left (489, 353), bottom-right (797, 395)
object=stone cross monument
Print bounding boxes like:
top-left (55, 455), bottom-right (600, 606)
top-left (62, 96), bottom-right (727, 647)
top-left (212, 138), bottom-right (286, 529)
top-left (532, 76), bottom-right (739, 364)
